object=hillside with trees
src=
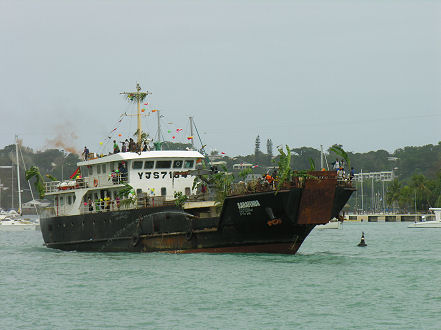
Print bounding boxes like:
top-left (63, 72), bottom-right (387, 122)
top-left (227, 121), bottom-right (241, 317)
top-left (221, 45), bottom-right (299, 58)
top-left (1, 140), bottom-right (440, 213)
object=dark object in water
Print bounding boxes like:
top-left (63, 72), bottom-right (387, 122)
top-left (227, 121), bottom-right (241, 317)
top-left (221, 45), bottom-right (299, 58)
top-left (357, 232), bottom-right (367, 247)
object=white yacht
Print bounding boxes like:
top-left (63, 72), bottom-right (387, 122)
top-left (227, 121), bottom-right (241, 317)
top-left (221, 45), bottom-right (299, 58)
top-left (315, 217), bottom-right (342, 230)
top-left (0, 209), bottom-right (38, 231)
top-left (408, 208), bottom-right (441, 228)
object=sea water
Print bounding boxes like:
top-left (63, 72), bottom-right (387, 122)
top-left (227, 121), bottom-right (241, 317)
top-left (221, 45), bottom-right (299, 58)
top-left (1, 222), bottom-right (441, 329)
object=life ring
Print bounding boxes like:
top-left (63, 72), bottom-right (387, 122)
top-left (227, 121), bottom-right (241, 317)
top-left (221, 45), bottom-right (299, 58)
top-left (93, 179), bottom-right (98, 187)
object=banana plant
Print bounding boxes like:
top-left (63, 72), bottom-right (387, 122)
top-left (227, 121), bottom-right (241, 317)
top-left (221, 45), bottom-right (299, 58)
top-left (329, 145), bottom-right (350, 168)
top-left (25, 166), bottom-right (45, 199)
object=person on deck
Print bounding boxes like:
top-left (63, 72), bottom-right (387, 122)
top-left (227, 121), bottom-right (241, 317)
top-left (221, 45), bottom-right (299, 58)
top-left (82, 146), bottom-right (89, 161)
top-left (88, 198), bottom-right (93, 212)
top-left (350, 167), bottom-right (355, 180)
top-left (121, 141), bottom-right (127, 152)
top-left (128, 138), bottom-right (135, 152)
top-left (113, 140), bottom-right (120, 154)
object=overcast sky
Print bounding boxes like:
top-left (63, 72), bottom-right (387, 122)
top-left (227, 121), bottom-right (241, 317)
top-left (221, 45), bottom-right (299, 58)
top-left (1, 0), bottom-right (440, 157)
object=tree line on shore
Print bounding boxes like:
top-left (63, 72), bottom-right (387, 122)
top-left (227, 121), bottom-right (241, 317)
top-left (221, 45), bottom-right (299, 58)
top-left (0, 140), bottom-right (440, 212)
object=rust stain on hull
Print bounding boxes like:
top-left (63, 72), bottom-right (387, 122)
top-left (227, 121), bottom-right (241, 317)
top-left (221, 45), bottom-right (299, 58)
top-left (173, 242), bottom-right (301, 254)
top-left (297, 175), bottom-right (337, 225)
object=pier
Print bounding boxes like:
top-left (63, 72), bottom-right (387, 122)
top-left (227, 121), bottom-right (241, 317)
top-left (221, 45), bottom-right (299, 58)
top-left (345, 214), bottom-right (434, 222)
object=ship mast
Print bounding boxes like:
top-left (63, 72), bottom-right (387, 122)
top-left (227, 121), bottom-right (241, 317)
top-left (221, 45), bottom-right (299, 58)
top-left (157, 109), bottom-right (161, 142)
top-left (120, 83), bottom-right (151, 146)
top-left (189, 116), bottom-right (194, 148)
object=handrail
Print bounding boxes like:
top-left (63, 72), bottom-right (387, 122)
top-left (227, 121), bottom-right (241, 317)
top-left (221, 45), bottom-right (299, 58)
top-left (44, 174), bottom-right (128, 194)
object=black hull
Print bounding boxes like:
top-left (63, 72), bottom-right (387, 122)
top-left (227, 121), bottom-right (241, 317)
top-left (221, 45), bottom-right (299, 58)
top-left (41, 184), bottom-right (354, 254)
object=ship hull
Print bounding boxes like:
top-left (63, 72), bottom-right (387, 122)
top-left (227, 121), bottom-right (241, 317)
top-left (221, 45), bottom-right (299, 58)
top-left (40, 179), bottom-right (354, 254)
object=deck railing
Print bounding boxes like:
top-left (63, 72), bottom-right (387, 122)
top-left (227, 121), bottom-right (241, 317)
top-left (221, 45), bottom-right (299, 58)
top-left (45, 175), bottom-right (128, 194)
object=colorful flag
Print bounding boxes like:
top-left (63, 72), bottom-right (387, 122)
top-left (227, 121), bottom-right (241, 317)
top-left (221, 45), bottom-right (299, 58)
top-left (69, 167), bottom-right (80, 179)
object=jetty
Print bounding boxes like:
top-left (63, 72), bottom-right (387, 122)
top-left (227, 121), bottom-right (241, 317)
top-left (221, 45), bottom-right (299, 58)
top-left (346, 214), bottom-right (435, 222)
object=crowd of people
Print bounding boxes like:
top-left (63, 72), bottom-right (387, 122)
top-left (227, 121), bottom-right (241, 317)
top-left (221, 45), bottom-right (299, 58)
top-left (332, 159), bottom-right (355, 180)
top-left (115, 138), bottom-right (150, 154)
top-left (82, 139), bottom-right (151, 161)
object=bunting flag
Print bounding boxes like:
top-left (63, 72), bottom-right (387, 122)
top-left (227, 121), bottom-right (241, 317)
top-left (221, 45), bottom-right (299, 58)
top-left (221, 152), bottom-right (226, 154)
top-left (69, 167), bottom-right (80, 179)
top-left (141, 109), bottom-right (145, 112)
top-left (168, 130), bottom-right (171, 133)
top-left (176, 128), bottom-right (183, 132)
top-left (144, 103), bottom-right (148, 105)
top-left (152, 110), bottom-right (157, 113)
top-left (187, 136), bottom-right (193, 140)
top-left (172, 136), bottom-right (176, 139)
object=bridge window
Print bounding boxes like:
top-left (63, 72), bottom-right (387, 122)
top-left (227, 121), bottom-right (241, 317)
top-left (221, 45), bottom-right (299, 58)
top-left (132, 161), bottom-right (143, 169)
top-left (102, 164), bottom-right (107, 173)
top-left (185, 187), bottom-right (191, 196)
top-left (161, 187), bottom-right (167, 196)
top-left (156, 161), bottom-right (171, 169)
top-left (144, 161), bottom-right (154, 169)
top-left (68, 196), bottom-right (72, 205)
top-left (173, 160), bottom-right (183, 168)
top-left (97, 165), bottom-right (101, 174)
top-left (184, 160), bottom-right (194, 169)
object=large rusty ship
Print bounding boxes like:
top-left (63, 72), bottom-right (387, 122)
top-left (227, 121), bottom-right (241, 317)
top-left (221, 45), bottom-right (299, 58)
top-left (39, 84), bottom-right (354, 253)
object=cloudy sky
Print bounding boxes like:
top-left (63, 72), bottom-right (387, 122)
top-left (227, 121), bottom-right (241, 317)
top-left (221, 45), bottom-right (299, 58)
top-left (1, 0), bottom-right (440, 156)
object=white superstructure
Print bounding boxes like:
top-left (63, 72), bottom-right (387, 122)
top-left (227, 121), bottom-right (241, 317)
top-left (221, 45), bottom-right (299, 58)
top-left (44, 150), bottom-right (204, 217)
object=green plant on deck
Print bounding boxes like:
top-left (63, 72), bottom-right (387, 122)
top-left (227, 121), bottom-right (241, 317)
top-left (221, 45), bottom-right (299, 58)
top-left (309, 158), bottom-right (316, 171)
top-left (192, 164), bottom-right (234, 211)
top-left (133, 130), bottom-right (150, 144)
top-left (275, 145), bottom-right (293, 191)
top-left (45, 174), bottom-right (58, 182)
top-left (238, 167), bottom-right (253, 181)
top-left (117, 184), bottom-right (137, 208)
top-left (123, 91), bottom-right (149, 104)
top-left (174, 191), bottom-right (188, 208)
top-left (330, 145), bottom-right (350, 168)
top-left (292, 170), bottom-right (317, 181)
top-left (25, 166), bottom-right (45, 199)
top-left (212, 168), bottom-right (235, 211)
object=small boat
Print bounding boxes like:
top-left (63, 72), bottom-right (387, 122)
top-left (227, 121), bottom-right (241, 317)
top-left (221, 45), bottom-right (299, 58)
top-left (0, 217), bottom-right (37, 231)
top-left (0, 137), bottom-right (40, 231)
top-left (315, 218), bottom-right (342, 230)
top-left (0, 209), bottom-right (38, 231)
top-left (408, 208), bottom-right (441, 228)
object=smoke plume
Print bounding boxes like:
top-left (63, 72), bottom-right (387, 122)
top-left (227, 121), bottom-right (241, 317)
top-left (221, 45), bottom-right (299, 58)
top-left (45, 122), bottom-right (80, 155)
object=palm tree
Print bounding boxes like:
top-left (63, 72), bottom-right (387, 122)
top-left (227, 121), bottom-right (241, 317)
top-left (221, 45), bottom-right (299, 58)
top-left (410, 174), bottom-right (432, 211)
top-left (386, 179), bottom-right (401, 212)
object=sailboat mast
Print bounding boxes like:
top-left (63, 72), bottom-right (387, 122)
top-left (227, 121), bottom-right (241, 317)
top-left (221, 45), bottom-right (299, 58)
top-left (15, 135), bottom-right (22, 214)
top-left (189, 116), bottom-right (194, 148)
top-left (320, 145), bottom-right (324, 170)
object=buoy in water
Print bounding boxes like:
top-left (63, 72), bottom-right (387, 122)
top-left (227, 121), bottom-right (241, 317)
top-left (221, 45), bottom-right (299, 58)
top-left (357, 232), bottom-right (367, 247)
